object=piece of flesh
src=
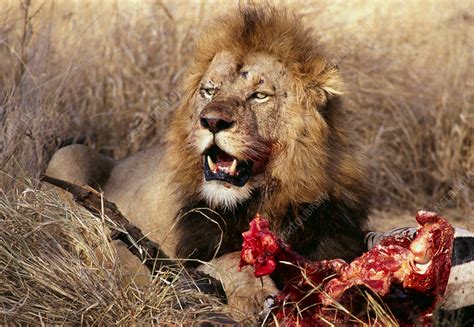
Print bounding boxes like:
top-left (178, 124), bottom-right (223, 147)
top-left (240, 211), bottom-right (454, 325)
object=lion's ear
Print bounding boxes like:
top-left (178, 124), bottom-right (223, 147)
top-left (317, 64), bottom-right (344, 98)
top-left (303, 61), bottom-right (344, 109)
top-left (305, 63), bottom-right (344, 120)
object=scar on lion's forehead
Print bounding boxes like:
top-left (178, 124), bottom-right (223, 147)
top-left (238, 69), bottom-right (268, 87)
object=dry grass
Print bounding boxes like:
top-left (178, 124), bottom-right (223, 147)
top-left (299, 1), bottom-right (474, 212)
top-left (0, 0), bottom-right (473, 325)
top-left (0, 181), bottom-right (240, 325)
top-left (0, 0), bottom-right (198, 187)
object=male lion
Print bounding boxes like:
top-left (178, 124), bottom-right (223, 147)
top-left (46, 6), bottom-right (371, 315)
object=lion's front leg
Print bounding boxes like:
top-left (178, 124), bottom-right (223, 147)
top-left (112, 243), bottom-right (277, 316)
top-left (195, 252), bottom-right (278, 317)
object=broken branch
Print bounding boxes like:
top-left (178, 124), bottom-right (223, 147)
top-left (41, 174), bottom-right (175, 273)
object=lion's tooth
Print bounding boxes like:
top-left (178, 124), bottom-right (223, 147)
top-left (230, 159), bottom-right (237, 175)
top-left (207, 156), bottom-right (217, 173)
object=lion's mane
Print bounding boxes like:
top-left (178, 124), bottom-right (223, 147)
top-left (164, 5), bottom-right (372, 268)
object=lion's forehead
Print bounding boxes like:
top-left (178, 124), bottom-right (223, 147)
top-left (203, 51), bottom-right (290, 95)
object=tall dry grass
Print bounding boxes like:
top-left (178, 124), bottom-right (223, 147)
top-left (305, 1), bottom-right (474, 212)
top-left (0, 182), bottom-right (240, 325)
top-left (1, 0), bottom-right (472, 214)
top-left (0, 1), bottom-right (472, 323)
top-left (0, 1), bottom-right (197, 186)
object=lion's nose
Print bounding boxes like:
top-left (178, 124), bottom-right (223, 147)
top-left (200, 114), bottom-right (235, 134)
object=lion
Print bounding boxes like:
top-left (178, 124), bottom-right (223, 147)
top-left (45, 5), bottom-right (371, 317)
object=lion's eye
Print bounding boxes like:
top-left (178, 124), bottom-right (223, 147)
top-left (201, 87), bottom-right (216, 99)
top-left (250, 92), bottom-right (270, 103)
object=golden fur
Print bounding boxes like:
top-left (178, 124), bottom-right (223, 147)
top-left (46, 5), bottom-right (371, 316)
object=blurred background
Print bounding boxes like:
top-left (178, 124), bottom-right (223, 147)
top-left (0, 0), bottom-right (472, 229)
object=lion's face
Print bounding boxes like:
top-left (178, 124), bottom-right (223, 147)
top-left (188, 51), bottom-right (310, 208)
top-left (165, 6), bottom-right (369, 232)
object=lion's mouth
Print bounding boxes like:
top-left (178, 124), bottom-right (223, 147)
top-left (203, 145), bottom-right (253, 187)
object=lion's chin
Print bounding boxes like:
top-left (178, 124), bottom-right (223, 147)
top-left (201, 180), bottom-right (253, 210)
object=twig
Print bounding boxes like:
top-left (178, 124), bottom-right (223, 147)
top-left (41, 174), bottom-right (174, 272)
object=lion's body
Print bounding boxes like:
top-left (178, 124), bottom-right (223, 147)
top-left (46, 5), bottom-right (372, 315)
top-left (104, 145), bottom-right (182, 256)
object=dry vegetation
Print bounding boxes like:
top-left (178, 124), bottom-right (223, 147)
top-left (0, 0), bottom-right (473, 325)
top-left (308, 1), bottom-right (473, 214)
top-left (0, 183), bottom-right (240, 325)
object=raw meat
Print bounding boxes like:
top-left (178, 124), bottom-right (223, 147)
top-left (240, 211), bottom-right (454, 326)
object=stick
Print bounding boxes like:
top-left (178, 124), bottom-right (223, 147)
top-left (41, 174), bottom-right (175, 273)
